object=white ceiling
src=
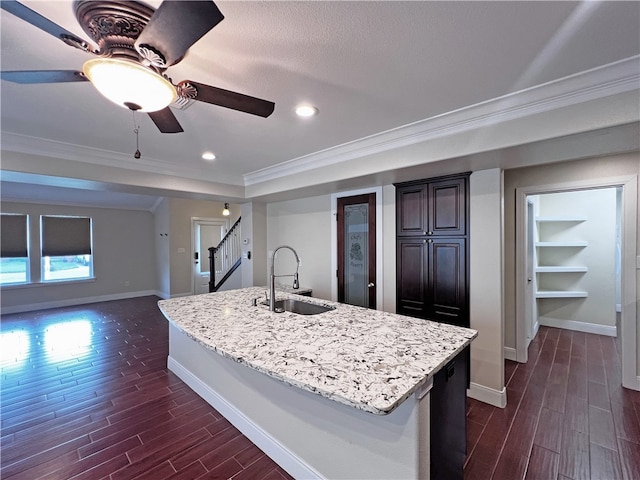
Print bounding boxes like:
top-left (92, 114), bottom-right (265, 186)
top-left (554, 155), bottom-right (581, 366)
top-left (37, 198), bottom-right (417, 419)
top-left (1, 1), bottom-right (639, 209)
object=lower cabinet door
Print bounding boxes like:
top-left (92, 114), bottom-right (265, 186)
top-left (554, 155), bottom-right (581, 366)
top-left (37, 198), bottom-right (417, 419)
top-left (396, 237), bottom-right (468, 327)
top-left (396, 238), bottom-right (428, 317)
top-left (428, 238), bottom-right (468, 327)
top-left (430, 346), bottom-right (469, 480)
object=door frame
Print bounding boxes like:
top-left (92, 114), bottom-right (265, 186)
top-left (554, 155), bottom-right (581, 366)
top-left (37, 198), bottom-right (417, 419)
top-left (331, 187), bottom-right (383, 308)
top-left (524, 198), bottom-right (538, 355)
top-left (337, 193), bottom-right (376, 308)
top-left (191, 216), bottom-right (229, 295)
top-left (515, 174), bottom-right (638, 390)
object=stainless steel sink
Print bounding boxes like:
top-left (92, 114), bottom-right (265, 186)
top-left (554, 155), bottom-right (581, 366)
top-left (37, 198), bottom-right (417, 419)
top-left (264, 299), bottom-right (335, 315)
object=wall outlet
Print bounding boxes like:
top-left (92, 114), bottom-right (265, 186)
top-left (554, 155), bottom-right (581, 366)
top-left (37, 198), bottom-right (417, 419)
top-left (177, 247), bottom-right (186, 253)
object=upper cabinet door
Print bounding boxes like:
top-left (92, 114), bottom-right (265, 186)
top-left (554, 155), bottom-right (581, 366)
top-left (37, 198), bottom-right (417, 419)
top-left (396, 184), bottom-right (428, 236)
top-left (428, 177), bottom-right (467, 236)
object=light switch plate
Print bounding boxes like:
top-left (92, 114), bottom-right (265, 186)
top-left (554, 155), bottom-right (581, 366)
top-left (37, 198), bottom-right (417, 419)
top-left (177, 247), bottom-right (185, 253)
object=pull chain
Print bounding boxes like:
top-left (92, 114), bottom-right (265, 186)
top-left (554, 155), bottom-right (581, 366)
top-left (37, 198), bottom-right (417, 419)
top-left (131, 110), bottom-right (141, 159)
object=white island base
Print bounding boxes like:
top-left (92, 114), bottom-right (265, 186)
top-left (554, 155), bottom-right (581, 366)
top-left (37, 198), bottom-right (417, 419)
top-left (169, 323), bottom-right (431, 479)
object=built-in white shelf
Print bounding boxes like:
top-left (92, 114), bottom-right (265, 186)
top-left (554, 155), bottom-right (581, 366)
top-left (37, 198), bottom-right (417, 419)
top-left (536, 216), bottom-right (587, 222)
top-left (535, 241), bottom-right (588, 247)
top-left (536, 291), bottom-right (588, 299)
top-left (535, 266), bottom-right (588, 273)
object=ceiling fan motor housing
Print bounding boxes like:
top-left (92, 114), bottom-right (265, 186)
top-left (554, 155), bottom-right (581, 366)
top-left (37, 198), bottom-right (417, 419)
top-left (73, 0), bottom-right (165, 67)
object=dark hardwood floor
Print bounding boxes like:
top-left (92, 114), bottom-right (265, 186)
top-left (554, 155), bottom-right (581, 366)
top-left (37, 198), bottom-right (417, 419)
top-left (465, 324), bottom-right (640, 480)
top-left (1, 296), bottom-right (293, 480)
top-left (2, 296), bottom-right (639, 479)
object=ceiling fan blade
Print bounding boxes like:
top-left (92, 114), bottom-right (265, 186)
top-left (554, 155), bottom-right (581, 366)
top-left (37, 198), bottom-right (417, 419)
top-left (1, 1), bottom-right (94, 53)
top-left (1, 70), bottom-right (88, 84)
top-left (135, 1), bottom-right (224, 67)
top-left (178, 81), bottom-right (275, 118)
top-left (147, 108), bottom-right (184, 134)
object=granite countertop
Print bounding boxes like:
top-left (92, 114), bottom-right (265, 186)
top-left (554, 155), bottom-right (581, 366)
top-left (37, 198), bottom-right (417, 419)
top-left (158, 287), bottom-right (477, 415)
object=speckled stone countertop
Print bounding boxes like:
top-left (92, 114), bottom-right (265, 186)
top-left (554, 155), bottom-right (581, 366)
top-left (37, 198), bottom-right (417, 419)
top-left (158, 287), bottom-right (477, 415)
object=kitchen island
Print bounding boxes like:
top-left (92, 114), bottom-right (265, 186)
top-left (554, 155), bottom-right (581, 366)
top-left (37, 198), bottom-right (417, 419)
top-left (159, 287), bottom-right (477, 479)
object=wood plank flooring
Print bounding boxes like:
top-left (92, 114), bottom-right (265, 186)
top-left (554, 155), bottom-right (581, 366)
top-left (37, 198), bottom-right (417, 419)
top-left (1, 296), bottom-right (293, 480)
top-left (465, 325), bottom-right (640, 480)
top-left (2, 296), bottom-right (639, 479)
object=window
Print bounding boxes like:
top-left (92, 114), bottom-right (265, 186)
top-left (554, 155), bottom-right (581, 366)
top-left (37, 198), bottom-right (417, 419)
top-left (0, 213), bottom-right (29, 284)
top-left (41, 215), bottom-right (93, 282)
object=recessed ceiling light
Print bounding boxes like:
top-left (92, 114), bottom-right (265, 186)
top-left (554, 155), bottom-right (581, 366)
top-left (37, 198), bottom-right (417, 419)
top-left (295, 105), bottom-right (318, 117)
top-left (202, 152), bottom-right (216, 160)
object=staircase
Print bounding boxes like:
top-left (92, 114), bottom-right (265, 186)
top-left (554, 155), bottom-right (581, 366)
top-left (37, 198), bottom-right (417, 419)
top-left (208, 217), bottom-right (241, 292)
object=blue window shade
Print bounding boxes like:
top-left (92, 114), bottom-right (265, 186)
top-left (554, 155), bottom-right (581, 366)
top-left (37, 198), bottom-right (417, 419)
top-left (1, 213), bottom-right (28, 258)
top-left (41, 216), bottom-right (92, 257)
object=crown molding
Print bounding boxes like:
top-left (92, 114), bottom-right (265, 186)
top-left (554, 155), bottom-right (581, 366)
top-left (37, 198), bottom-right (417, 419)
top-left (0, 132), bottom-right (243, 187)
top-left (244, 56), bottom-right (640, 186)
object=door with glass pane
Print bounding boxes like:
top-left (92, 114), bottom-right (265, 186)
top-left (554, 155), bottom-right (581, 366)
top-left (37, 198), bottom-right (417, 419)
top-left (337, 193), bottom-right (376, 309)
top-left (192, 219), bottom-right (227, 294)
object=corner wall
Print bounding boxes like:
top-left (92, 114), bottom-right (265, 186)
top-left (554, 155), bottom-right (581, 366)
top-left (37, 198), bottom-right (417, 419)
top-left (1, 202), bottom-right (157, 313)
top-left (469, 169), bottom-right (505, 405)
top-left (166, 198), bottom-right (240, 297)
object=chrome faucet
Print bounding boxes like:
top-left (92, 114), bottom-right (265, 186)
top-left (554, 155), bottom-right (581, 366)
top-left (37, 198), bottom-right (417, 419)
top-left (270, 245), bottom-right (300, 311)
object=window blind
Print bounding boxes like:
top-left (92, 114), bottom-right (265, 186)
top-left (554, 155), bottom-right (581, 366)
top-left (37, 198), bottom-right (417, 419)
top-left (1, 213), bottom-right (28, 258)
top-left (41, 216), bottom-right (92, 257)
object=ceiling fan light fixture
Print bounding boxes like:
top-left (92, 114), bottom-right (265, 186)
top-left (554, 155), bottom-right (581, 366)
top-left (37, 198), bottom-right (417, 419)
top-left (82, 58), bottom-right (177, 112)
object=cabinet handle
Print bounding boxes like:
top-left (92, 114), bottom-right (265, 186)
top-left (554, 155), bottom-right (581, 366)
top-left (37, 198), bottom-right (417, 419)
top-left (427, 231), bottom-right (433, 235)
top-left (427, 239), bottom-right (433, 244)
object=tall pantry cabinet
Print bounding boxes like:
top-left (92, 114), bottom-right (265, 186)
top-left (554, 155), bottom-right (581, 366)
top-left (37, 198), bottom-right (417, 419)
top-left (395, 173), bottom-right (470, 328)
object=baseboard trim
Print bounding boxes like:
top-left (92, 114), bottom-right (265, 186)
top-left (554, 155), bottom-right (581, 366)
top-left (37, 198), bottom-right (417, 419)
top-left (1, 290), bottom-right (159, 314)
top-left (170, 291), bottom-right (195, 298)
top-left (168, 356), bottom-right (322, 480)
top-left (539, 316), bottom-right (617, 337)
top-left (467, 382), bottom-right (507, 408)
top-left (504, 347), bottom-right (517, 361)
top-left (627, 376), bottom-right (640, 391)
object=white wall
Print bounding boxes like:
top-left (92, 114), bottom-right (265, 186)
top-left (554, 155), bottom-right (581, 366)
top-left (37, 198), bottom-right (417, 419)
top-left (1, 201), bottom-right (157, 313)
top-left (154, 198), bottom-right (171, 298)
top-left (241, 202), bottom-right (268, 288)
top-left (469, 169), bottom-right (505, 406)
top-left (267, 196), bottom-right (333, 299)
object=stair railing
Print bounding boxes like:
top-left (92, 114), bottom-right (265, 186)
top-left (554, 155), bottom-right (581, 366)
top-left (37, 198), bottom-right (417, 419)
top-left (209, 216), bottom-right (241, 292)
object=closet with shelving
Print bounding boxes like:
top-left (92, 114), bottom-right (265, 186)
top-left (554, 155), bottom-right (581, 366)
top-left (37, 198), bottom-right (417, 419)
top-left (530, 189), bottom-right (618, 335)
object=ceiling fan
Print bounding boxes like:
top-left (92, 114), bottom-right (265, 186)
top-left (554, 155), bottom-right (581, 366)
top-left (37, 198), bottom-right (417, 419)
top-left (0, 0), bottom-right (275, 133)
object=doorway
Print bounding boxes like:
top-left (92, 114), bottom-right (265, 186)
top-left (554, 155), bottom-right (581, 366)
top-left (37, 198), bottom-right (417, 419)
top-left (515, 175), bottom-right (637, 390)
top-left (191, 218), bottom-right (228, 294)
top-left (337, 193), bottom-right (376, 308)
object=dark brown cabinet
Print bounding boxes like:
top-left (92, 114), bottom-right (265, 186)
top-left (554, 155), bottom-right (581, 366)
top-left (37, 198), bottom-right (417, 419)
top-left (430, 346), bottom-right (469, 480)
top-left (395, 174), bottom-right (469, 327)
top-left (397, 176), bottom-right (467, 237)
